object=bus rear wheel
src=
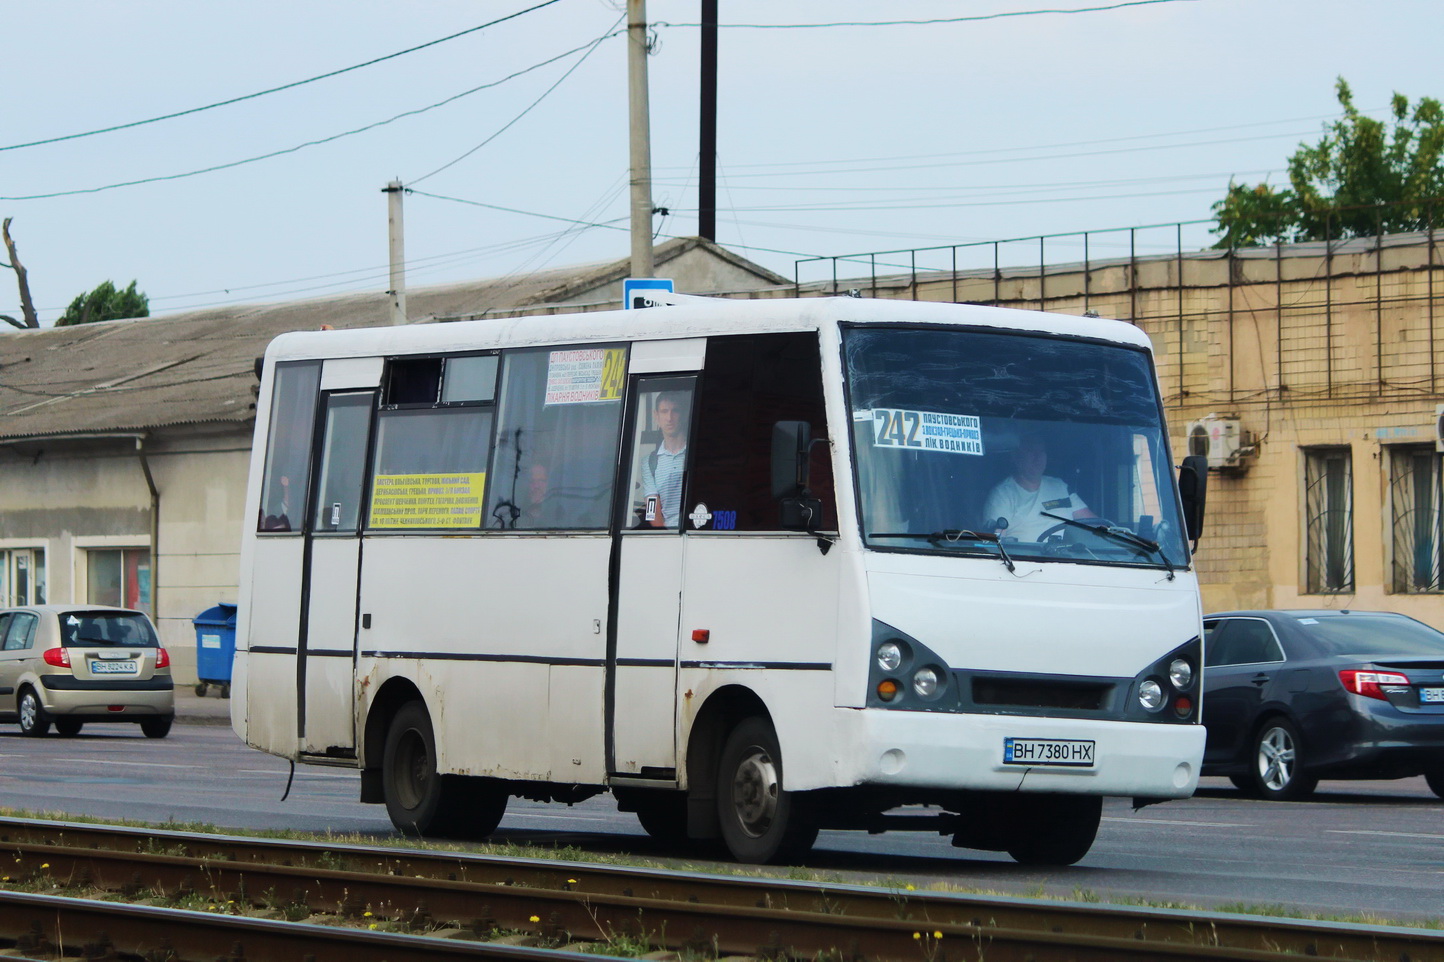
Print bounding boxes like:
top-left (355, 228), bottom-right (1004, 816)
top-left (382, 701), bottom-right (507, 838)
top-left (716, 717), bottom-right (817, 864)
top-left (1003, 794), bottom-right (1101, 866)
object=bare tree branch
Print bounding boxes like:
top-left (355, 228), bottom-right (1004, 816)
top-left (1, 313), bottom-right (27, 329)
top-left (1, 217), bottom-right (39, 328)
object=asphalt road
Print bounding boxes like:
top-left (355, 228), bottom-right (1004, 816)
top-left (1, 711), bottom-right (1441, 923)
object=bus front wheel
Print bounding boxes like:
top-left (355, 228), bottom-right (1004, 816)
top-left (716, 717), bottom-right (817, 864)
top-left (1002, 794), bottom-right (1101, 866)
top-left (382, 701), bottom-right (506, 838)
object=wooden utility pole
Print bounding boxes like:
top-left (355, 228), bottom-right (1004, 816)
top-left (383, 181), bottom-right (407, 325)
top-left (628, 0), bottom-right (655, 277)
top-left (1, 218), bottom-right (39, 329)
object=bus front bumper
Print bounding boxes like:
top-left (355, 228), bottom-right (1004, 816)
top-left (831, 707), bottom-right (1205, 798)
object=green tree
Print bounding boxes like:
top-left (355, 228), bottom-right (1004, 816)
top-left (1212, 78), bottom-right (1444, 249)
top-left (56, 279), bottom-right (149, 326)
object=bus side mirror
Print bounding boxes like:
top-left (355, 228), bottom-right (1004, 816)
top-left (1178, 454), bottom-right (1208, 543)
top-left (772, 420), bottom-right (812, 499)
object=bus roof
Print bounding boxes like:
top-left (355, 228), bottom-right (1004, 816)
top-left (263, 296), bottom-right (1153, 363)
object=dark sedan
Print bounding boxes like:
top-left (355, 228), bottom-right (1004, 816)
top-left (1201, 609), bottom-right (1444, 800)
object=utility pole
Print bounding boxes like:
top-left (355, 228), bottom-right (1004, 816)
top-left (698, 0), bottom-right (718, 241)
top-left (383, 180), bottom-right (407, 325)
top-left (628, 0), bottom-right (655, 277)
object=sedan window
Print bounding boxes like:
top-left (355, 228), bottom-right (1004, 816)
top-left (1206, 619), bottom-right (1284, 667)
top-left (1298, 614), bottom-right (1444, 656)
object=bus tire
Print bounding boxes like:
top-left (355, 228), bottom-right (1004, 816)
top-left (716, 717), bottom-right (817, 864)
top-left (383, 701), bottom-right (459, 836)
top-left (1003, 794), bottom-right (1101, 866)
top-left (380, 702), bottom-right (506, 838)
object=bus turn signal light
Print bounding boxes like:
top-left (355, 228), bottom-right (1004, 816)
top-left (877, 679), bottom-right (900, 702)
top-left (691, 629), bottom-right (710, 643)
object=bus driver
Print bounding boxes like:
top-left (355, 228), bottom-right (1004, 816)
top-left (984, 434), bottom-right (1096, 541)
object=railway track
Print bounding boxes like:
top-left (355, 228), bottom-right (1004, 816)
top-left (0, 815), bottom-right (1439, 961)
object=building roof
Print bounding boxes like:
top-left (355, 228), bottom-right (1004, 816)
top-left (0, 237), bottom-right (787, 442)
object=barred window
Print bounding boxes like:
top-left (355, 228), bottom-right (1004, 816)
top-left (1304, 447), bottom-right (1353, 593)
top-left (1389, 445), bottom-right (1442, 593)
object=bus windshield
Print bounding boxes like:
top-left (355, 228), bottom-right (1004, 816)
top-left (844, 325), bottom-right (1189, 569)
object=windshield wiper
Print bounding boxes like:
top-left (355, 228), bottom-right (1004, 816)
top-left (1039, 512), bottom-right (1176, 579)
top-left (870, 529), bottom-right (1016, 573)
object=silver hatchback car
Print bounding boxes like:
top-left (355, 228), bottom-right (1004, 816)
top-left (0, 605), bottom-right (175, 738)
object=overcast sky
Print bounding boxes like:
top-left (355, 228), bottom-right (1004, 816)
top-left (3, 0), bottom-right (1441, 324)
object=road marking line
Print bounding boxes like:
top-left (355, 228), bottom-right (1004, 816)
top-left (1103, 817), bottom-right (1245, 827)
top-left (1328, 829), bottom-right (1444, 840)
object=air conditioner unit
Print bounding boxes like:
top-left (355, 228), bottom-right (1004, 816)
top-left (1186, 415), bottom-right (1250, 471)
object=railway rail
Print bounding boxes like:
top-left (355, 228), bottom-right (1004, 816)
top-left (0, 815), bottom-right (1440, 962)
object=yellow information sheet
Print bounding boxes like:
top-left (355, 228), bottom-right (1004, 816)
top-left (368, 472), bottom-right (486, 529)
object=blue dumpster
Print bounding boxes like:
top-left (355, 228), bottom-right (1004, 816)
top-left (192, 603), bottom-right (237, 698)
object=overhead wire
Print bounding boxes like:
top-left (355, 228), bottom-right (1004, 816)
top-left (0, 0), bottom-right (565, 152)
top-left (0, 29), bottom-right (627, 202)
top-left (408, 12), bottom-right (626, 185)
top-left (651, 0), bottom-right (1200, 30)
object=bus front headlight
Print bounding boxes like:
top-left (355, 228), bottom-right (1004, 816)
top-left (1168, 658), bottom-right (1194, 691)
top-left (877, 641), bottom-right (904, 672)
top-left (912, 666), bottom-right (940, 698)
top-left (1138, 679), bottom-right (1165, 711)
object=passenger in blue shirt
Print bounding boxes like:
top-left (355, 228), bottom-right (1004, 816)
top-left (640, 391), bottom-right (689, 528)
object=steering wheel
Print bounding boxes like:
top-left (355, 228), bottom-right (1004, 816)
top-left (1035, 522), bottom-right (1070, 542)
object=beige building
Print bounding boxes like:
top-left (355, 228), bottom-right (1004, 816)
top-left (0, 238), bottom-right (787, 680)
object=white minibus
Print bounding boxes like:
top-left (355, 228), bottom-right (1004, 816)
top-left (234, 295), bottom-right (1207, 865)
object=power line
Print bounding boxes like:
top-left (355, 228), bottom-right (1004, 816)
top-left (649, 108), bottom-right (1370, 174)
top-left (0, 0), bottom-right (564, 152)
top-left (409, 189), bottom-right (831, 261)
top-left (407, 189), bottom-right (632, 230)
top-left (668, 129), bottom-right (1320, 183)
top-left (650, 168), bottom-right (1283, 193)
top-left (0, 33), bottom-right (624, 202)
top-left (409, 12), bottom-right (625, 185)
top-left (651, 0), bottom-right (1200, 30)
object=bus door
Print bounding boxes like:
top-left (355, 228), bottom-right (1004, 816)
top-left (298, 387), bottom-right (376, 757)
top-left (609, 373), bottom-right (699, 778)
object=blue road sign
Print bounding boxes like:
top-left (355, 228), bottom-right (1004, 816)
top-left (623, 277), bottom-right (674, 309)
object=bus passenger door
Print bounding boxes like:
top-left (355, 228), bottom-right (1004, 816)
top-left (609, 373), bottom-right (698, 778)
top-left (299, 389), bottom-right (374, 757)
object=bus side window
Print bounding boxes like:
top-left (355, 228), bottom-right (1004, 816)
top-left (366, 353), bottom-right (497, 531)
top-left (487, 346), bottom-right (627, 530)
top-left (687, 333), bottom-right (835, 532)
top-left (257, 360), bottom-right (322, 533)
